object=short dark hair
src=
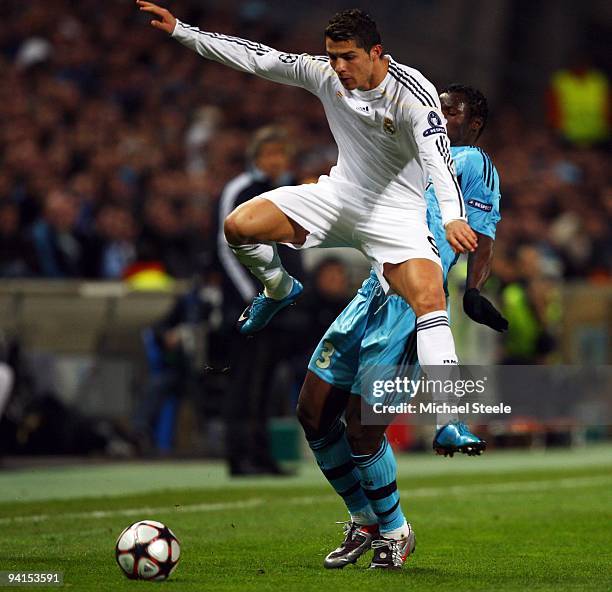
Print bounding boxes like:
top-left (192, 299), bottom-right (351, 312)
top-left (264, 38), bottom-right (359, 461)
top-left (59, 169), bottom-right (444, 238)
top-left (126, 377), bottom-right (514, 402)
top-left (442, 83), bottom-right (489, 139)
top-left (325, 9), bottom-right (382, 52)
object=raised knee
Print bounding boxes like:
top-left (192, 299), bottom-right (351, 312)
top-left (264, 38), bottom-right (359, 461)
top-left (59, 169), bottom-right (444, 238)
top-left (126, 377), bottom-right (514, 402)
top-left (223, 213), bottom-right (244, 245)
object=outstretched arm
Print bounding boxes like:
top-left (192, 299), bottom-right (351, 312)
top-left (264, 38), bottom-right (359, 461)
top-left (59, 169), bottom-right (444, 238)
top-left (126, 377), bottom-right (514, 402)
top-left (463, 233), bottom-right (508, 332)
top-left (136, 1), bottom-right (327, 93)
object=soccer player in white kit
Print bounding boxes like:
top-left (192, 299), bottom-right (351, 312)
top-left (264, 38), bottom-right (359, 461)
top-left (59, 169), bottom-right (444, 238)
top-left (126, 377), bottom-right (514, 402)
top-left (137, 0), bottom-right (476, 348)
top-left (137, 1), bottom-right (477, 556)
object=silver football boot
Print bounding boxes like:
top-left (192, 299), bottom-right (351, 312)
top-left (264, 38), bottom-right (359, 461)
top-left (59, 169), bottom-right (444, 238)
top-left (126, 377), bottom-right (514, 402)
top-left (323, 521), bottom-right (379, 569)
top-left (369, 523), bottom-right (416, 569)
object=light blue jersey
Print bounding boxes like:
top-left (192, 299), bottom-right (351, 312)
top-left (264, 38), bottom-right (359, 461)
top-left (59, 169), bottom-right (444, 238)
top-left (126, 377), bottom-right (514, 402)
top-left (427, 145), bottom-right (501, 278)
top-left (308, 145), bottom-right (501, 400)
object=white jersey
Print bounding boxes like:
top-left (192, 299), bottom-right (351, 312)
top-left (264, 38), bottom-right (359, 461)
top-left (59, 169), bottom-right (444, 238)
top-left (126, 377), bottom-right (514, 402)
top-left (172, 20), bottom-right (466, 226)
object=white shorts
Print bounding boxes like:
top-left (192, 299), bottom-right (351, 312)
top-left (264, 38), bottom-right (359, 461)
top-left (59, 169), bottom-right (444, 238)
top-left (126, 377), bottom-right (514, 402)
top-left (259, 177), bottom-right (442, 290)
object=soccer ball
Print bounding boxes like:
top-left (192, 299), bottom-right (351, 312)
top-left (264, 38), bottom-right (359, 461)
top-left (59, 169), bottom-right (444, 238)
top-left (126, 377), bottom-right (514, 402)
top-left (115, 520), bottom-right (181, 581)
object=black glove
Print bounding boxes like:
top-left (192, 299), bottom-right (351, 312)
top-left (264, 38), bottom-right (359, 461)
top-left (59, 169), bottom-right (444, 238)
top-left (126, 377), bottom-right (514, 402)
top-left (463, 288), bottom-right (509, 332)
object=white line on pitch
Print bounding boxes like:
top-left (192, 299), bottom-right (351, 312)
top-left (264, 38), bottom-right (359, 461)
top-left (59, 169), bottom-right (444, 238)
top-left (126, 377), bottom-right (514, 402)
top-left (1, 475), bottom-right (610, 526)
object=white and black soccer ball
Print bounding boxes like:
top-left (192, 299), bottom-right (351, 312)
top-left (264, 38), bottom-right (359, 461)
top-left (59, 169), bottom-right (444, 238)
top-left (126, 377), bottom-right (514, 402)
top-left (115, 520), bottom-right (181, 581)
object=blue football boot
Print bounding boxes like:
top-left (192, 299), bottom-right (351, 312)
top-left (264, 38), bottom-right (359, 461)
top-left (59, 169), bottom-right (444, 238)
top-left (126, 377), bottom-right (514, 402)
top-left (433, 422), bottom-right (486, 457)
top-left (237, 279), bottom-right (303, 335)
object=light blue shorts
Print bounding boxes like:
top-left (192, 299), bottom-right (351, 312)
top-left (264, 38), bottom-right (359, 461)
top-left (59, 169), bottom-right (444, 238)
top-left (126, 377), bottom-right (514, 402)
top-left (308, 272), bottom-right (419, 398)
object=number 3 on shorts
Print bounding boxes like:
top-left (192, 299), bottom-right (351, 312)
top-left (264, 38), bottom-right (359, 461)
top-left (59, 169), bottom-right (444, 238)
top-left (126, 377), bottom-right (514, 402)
top-left (315, 341), bottom-right (335, 369)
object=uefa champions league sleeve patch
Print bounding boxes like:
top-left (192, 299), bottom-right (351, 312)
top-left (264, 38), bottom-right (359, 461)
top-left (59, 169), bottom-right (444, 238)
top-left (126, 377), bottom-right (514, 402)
top-left (423, 111), bottom-right (446, 137)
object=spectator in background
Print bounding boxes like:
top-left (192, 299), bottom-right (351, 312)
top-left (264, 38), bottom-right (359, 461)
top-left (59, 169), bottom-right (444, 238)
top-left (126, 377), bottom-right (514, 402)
top-left (0, 0), bottom-right (609, 372)
top-left (30, 190), bottom-right (87, 278)
top-left (297, 257), bottom-right (352, 357)
top-left (0, 202), bottom-right (37, 277)
top-left (133, 275), bottom-right (221, 455)
top-left (486, 108), bottom-right (611, 285)
top-left (217, 125), bottom-right (305, 476)
top-left (0, 361), bottom-right (14, 426)
top-left (185, 105), bottom-right (223, 174)
top-left (86, 203), bottom-right (138, 279)
top-left (501, 245), bottom-right (560, 364)
top-left (137, 195), bottom-right (193, 279)
top-left (287, 255), bottom-right (352, 405)
top-left (547, 53), bottom-right (610, 147)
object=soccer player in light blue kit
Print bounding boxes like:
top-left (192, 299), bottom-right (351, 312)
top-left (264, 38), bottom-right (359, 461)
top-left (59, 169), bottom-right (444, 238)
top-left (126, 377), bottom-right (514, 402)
top-left (296, 85), bottom-right (507, 569)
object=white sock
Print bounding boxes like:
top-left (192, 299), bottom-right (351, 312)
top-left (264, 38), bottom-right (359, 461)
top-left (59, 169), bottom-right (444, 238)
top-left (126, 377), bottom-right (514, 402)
top-left (263, 273), bottom-right (294, 300)
top-left (416, 310), bottom-right (460, 425)
top-left (382, 520), bottom-right (410, 540)
top-left (229, 242), bottom-right (293, 299)
top-left (350, 506), bottom-right (378, 527)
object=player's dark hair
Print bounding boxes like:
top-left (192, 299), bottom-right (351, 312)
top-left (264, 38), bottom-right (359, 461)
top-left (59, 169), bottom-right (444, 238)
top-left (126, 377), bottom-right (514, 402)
top-left (442, 83), bottom-right (488, 139)
top-left (325, 9), bottom-right (382, 52)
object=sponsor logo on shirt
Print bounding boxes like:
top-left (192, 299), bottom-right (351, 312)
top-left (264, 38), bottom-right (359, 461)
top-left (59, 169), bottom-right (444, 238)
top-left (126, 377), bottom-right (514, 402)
top-left (423, 110), bottom-right (446, 137)
top-left (467, 199), bottom-right (492, 212)
top-left (355, 104), bottom-right (370, 114)
top-left (383, 117), bottom-right (396, 135)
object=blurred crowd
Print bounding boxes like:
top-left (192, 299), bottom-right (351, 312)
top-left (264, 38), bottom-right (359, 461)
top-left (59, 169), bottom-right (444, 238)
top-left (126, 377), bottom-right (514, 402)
top-left (0, 0), bottom-right (333, 280)
top-left (1, 0), bottom-right (610, 285)
top-left (483, 114), bottom-right (611, 284)
top-left (1, 1), bottom-right (610, 460)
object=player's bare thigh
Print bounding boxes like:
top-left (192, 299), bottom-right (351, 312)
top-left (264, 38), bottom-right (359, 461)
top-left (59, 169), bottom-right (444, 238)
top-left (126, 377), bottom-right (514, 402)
top-left (296, 371), bottom-right (350, 440)
top-left (224, 197), bottom-right (308, 246)
top-left (383, 258), bottom-right (446, 317)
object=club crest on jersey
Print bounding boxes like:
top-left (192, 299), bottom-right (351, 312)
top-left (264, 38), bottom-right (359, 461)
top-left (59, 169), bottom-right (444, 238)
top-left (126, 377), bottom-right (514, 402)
top-left (383, 117), bottom-right (396, 135)
top-left (336, 90), bottom-right (344, 99)
top-left (423, 111), bottom-right (446, 137)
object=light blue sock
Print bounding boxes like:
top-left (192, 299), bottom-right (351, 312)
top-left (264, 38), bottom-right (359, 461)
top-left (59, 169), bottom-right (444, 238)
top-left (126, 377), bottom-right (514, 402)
top-left (308, 419), bottom-right (372, 515)
top-left (351, 436), bottom-right (406, 533)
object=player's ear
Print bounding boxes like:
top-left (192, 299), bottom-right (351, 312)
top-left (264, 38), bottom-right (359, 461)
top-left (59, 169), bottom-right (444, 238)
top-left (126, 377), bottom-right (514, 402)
top-left (370, 44), bottom-right (383, 60)
top-left (471, 116), bottom-right (484, 133)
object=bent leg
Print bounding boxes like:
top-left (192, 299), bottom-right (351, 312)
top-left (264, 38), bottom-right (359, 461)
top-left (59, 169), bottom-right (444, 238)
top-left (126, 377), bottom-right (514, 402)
top-left (297, 371), bottom-right (375, 522)
top-left (345, 396), bottom-right (409, 538)
top-left (224, 197), bottom-right (308, 246)
top-left (384, 258), bottom-right (459, 426)
top-left (224, 198), bottom-right (307, 300)
top-left (383, 258), bottom-right (446, 317)
top-left (296, 371), bottom-right (350, 439)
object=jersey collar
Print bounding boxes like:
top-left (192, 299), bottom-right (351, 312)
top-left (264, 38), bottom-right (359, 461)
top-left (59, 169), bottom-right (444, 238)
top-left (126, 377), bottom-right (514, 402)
top-left (350, 56), bottom-right (393, 102)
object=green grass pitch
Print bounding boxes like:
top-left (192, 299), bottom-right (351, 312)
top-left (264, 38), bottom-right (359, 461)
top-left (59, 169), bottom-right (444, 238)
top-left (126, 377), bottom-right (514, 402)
top-left (0, 444), bottom-right (610, 591)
